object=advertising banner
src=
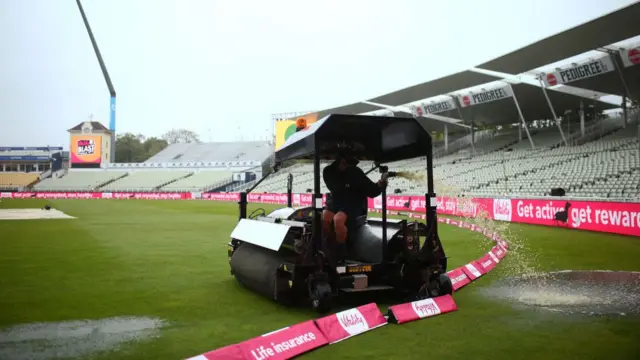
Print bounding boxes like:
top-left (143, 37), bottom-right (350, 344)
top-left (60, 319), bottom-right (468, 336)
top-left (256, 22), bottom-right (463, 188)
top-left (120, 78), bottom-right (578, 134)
top-left (506, 198), bottom-right (640, 237)
top-left (457, 85), bottom-right (513, 108)
top-left (387, 295), bottom-right (457, 324)
top-left (360, 109), bottom-right (395, 117)
top-left (411, 97), bottom-right (457, 117)
top-left (314, 303), bottom-right (387, 344)
top-left (274, 113), bottom-right (318, 150)
top-left (542, 55), bottom-right (615, 86)
top-left (70, 135), bottom-right (102, 164)
top-left (619, 46), bottom-right (640, 68)
top-left (5, 191), bottom-right (639, 237)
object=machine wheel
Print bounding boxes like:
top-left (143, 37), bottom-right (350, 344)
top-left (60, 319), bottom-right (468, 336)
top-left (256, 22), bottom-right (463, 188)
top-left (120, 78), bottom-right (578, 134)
top-left (438, 274), bottom-right (453, 295)
top-left (309, 281), bottom-right (332, 313)
top-left (426, 273), bottom-right (453, 298)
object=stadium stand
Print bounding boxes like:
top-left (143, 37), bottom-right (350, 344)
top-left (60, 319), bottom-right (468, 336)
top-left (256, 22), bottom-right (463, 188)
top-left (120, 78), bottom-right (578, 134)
top-left (0, 150), bottom-right (50, 158)
top-left (8, 114), bottom-right (635, 201)
top-left (79, 141), bottom-right (271, 193)
top-left (100, 171), bottom-right (192, 192)
top-left (34, 171), bottom-right (127, 192)
top-left (247, 114), bottom-right (639, 200)
top-left (0, 172), bottom-right (40, 190)
top-left (160, 170), bottom-right (232, 192)
top-left (145, 141), bottom-right (271, 163)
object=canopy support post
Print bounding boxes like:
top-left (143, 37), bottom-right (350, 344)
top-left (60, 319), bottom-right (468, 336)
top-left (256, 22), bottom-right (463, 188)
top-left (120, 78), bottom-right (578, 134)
top-left (444, 124), bottom-right (448, 151)
top-left (610, 52), bottom-right (632, 128)
top-left (451, 95), bottom-right (475, 156)
top-left (537, 75), bottom-right (568, 146)
top-left (509, 84), bottom-right (535, 150)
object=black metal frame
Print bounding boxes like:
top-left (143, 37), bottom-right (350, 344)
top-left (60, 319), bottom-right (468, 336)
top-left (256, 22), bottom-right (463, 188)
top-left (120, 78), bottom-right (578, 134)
top-left (237, 174), bottom-right (269, 221)
top-left (233, 114), bottom-right (445, 304)
top-left (312, 144), bottom-right (322, 272)
top-left (287, 173), bottom-right (293, 208)
top-left (238, 168), bottom-right (295, 220)
top-left (270, 114), bottom-right (442, 271)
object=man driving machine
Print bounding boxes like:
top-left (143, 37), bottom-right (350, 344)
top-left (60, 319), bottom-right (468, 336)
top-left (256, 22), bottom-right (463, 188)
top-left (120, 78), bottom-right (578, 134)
top-left (322, 150), bottom-right (388, 264)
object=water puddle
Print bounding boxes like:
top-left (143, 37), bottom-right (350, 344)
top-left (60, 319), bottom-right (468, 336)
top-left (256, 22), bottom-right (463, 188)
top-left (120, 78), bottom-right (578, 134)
top-left (479, 270), bottom-right (640, 316)
top-left (0, 316), bottom-right (166, 360)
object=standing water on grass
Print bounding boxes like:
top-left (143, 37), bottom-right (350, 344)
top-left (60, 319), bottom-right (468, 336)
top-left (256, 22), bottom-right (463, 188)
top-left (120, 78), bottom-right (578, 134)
top-left (400, 171), bottom-right (640, 316)
top-left (0, 316), bottom-right (166, 360)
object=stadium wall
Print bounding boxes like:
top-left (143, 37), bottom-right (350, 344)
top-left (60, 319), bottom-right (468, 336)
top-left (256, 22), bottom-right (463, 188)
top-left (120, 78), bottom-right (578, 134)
top-left (2, 191), bottom-right (639, 237)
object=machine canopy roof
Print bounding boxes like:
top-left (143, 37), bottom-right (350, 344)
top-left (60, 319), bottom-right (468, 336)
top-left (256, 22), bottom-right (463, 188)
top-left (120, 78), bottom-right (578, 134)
top-left (274, 114), bottom-right (432, 164)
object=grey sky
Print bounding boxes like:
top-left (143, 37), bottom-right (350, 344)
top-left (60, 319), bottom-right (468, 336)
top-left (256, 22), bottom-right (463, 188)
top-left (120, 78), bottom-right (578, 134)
top-left (1, 0), bottom-right (637, 149)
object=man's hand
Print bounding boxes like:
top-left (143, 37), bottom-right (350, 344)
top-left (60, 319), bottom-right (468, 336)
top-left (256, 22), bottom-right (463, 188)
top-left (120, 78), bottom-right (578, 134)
top-left (377, 172), bottom-right (389, 187)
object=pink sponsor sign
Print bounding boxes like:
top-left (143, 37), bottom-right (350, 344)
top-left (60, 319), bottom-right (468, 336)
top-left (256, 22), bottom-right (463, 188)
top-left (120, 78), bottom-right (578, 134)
top-left (367, 195), bottom-right (493, 218)
top-left (506, 198), bottom-right (640, 237)
top-left (186, 344), bottom-right (245, 360)
top-left (475, 253), bottom-right (497, 273)
top-left (203, 192), bottom-right (240, 201)
top-left (446, 267), bottom-right (472, 292)
top-left (5, 192), bottom-right (193, 200)
top-left (187, 321), bottom-right (328, 360)
top-left (186, 321), bottom-right (328, 360)
top-left (387, 294), bottom-right (457, 324)
top-left (461, 262), bottom-right (484, 281)
top-left (314, 303), bottom-right (387, 344)
top-left (236, 321), bottom-right (327, 360)
top-left (8, 190), bottom-right (638, 237)
top-left (490, 245), bottom-right (507, 261)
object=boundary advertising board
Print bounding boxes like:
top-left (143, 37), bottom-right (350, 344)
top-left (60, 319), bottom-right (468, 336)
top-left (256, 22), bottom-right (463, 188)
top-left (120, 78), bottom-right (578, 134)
top-left (3, 192), bottom-right (639, 237)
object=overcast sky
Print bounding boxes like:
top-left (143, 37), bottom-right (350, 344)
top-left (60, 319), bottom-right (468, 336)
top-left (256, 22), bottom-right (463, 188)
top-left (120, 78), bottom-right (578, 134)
top-left (0, 0), bottom-right (637, 149)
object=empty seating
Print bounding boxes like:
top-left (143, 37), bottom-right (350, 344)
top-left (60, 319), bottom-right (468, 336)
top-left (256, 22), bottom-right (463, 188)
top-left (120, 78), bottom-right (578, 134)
top-left (161, 171), bottom-right (232, 192)
top-left (35, 171), bottom-right (127, 191)
top-left (0, 172), bottom-right (40, 190)
top-left (100, 171), bottom-right (192, 192)
top-left (250, 120), bottom-right (640, 200)
top-left (145, 142), bottom-right (272, 163)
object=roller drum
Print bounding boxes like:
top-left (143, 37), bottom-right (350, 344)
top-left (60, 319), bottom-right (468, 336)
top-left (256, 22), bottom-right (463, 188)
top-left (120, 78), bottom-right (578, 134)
top-left (230, 242), bottom-right (289, 302)
top-left (348, 222), bottom-right (404, 263)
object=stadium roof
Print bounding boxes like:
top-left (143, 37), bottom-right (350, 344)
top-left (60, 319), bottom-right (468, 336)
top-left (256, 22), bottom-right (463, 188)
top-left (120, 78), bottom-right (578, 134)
top-left (315, 71), bottom-right (498, 120)
top-left (455, 82), bottom-right (617, 126)
top-left (296, 4), bottom-right (637, 132)
top-left (313, 77), bottom-right (616, 130)
top-left (477, 1), bottom-right (640, 74)
top-left (535, 49), bottom-right (640, 101)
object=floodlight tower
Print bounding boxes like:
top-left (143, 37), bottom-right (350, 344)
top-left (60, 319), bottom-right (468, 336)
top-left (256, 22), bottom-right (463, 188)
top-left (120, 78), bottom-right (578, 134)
top-left (76, 0), bottom-right (116, 162)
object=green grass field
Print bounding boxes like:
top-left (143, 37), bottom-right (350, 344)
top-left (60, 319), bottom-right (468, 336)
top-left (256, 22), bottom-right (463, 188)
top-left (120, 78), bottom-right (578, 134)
top-left (1, 199), bottom-right (639, 360)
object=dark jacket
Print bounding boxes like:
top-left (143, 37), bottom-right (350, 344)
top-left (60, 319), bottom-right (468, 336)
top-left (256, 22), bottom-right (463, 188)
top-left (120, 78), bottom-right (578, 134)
top-left (323, 161), bottom-right (383, 212)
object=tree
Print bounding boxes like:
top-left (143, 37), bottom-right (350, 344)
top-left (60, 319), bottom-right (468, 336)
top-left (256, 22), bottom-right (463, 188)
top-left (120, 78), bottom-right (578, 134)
top-left (114, 132), bottom-right (168, 163)
top-left (161, 128), bottom-right (201, 144)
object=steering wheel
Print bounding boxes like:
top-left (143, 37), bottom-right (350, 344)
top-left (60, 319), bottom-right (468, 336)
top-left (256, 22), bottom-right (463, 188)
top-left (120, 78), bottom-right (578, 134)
top-left (248, 208), bottom-right (266, 219)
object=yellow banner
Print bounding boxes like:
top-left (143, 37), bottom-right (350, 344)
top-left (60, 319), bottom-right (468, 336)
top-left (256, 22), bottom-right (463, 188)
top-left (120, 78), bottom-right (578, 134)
top-left (274, 113), bottom-right (318, 150)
